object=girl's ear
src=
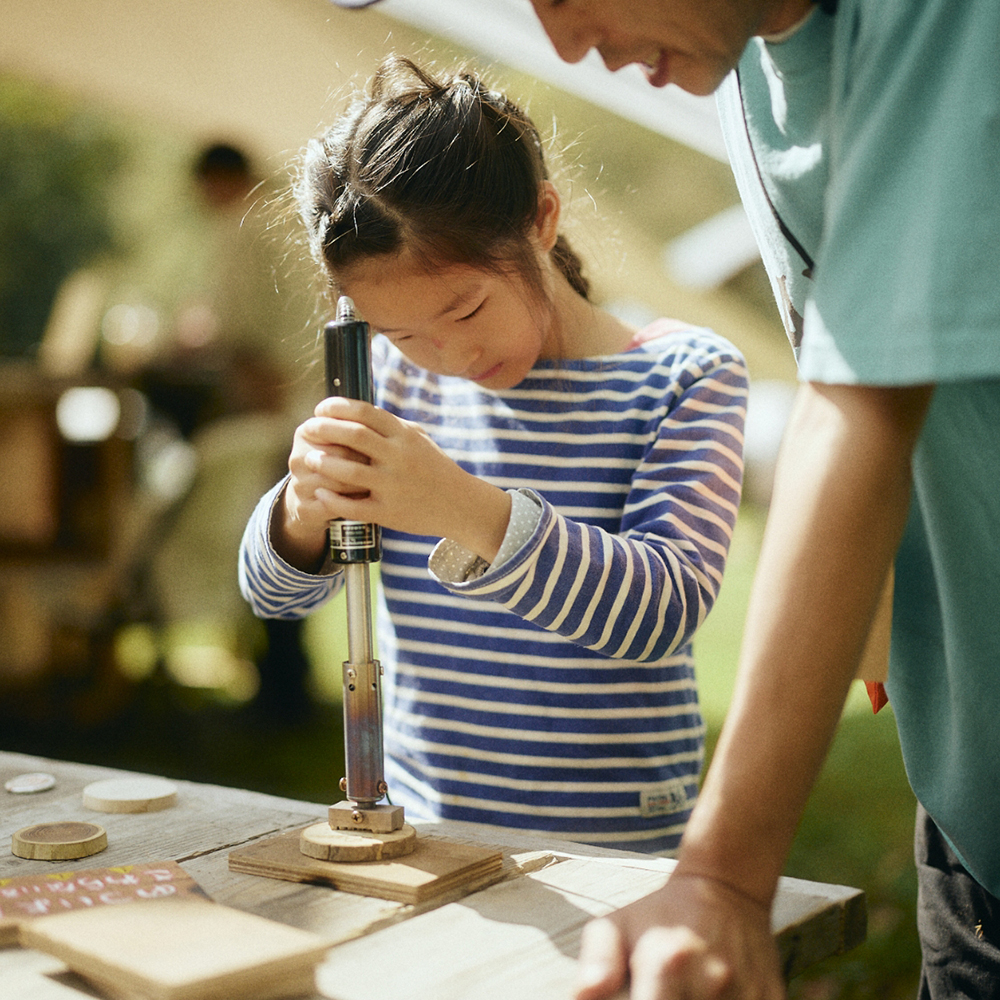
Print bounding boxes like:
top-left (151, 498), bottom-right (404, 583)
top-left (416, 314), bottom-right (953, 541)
top-left (534, 181), bottom-right (562, 252)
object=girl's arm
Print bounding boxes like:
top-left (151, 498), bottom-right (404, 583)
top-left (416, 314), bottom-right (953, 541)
top-left (290, 395), bottom-right (514, 563)
top-left (238, 479), bottom-right (343, 619)
top-left (241, 388), bottom-right (515, 620)
top-left (435, 346), bottom-right (748, 662)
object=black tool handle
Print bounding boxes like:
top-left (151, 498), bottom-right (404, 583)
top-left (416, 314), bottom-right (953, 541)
top-left (324, 296), bottom-right (381, 564)
top-left (325, 296), bottom-right (374, 404)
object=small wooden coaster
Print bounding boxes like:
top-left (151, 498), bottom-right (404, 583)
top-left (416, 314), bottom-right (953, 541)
top-left (12, 822), bottom-right (108, 861)
top-left (300, 821), bottom-right (417, 862)
top-left (20, 896), bottom-right (330, 1000)
top-left (83, 777), bottom-right (178, 813)
top-left (5, 771), bottom-right (57, 794)
top-left (230, 827), bottom-right (503, 905)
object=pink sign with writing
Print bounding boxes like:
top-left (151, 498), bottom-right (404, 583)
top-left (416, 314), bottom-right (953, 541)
top-left (0, 860), bottom-right (206, 944)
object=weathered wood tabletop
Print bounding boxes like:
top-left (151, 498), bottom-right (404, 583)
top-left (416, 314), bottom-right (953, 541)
top-left (1, 751), bottom-right (865, 999)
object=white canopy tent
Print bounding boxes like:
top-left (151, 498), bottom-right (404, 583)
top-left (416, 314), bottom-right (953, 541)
top-left (2, 0), bottom-right (758, 288)
top-left (378, 0), bottom-right (761, 288)
top-left (381, 0), bottom-right (729, 162)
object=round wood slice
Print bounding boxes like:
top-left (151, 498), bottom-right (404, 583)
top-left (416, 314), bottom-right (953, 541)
top-left (299, 821), bottom-right (417, 862)
top-left (5, 771), bottom-right (56, 794)
top-left (12, 821), bottom-right (108, 860)
top-left (82, 777), bottom-right (178, 813)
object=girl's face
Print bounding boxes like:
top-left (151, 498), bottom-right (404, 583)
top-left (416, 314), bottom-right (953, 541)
top-left (339, 252), bottom-right (558, 391)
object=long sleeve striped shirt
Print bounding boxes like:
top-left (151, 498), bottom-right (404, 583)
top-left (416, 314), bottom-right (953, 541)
top-left (240, 320), bottom-right (747, 853)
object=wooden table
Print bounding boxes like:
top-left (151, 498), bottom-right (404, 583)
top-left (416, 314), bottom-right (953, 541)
top-left (1, 751), bottom-right (865, 999)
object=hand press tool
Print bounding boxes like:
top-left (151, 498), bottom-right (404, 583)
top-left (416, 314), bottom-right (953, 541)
top-left (300, 296), bottom-right (414, 860)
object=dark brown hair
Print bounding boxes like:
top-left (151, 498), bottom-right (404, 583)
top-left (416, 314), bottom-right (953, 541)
top-left (297, 55), bottom-right (589, 304)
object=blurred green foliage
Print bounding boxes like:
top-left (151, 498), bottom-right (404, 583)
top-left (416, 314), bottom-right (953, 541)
top-left (0, 75), bottom-right (127, 357)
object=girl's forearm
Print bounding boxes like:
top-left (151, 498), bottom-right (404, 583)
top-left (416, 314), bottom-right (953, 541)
top-left (271, 485), bottom-right (330, 574)
top-left (438, 470), bottom-right (513, 563)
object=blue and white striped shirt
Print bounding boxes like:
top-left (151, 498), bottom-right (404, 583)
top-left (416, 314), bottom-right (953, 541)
top-left (240, 321), bottom-right (747, 853)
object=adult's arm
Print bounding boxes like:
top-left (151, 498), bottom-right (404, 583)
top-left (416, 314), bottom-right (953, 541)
top-left (576, 378), bottom-right (933, 999)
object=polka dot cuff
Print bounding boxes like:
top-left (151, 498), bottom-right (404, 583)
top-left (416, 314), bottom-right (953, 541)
top-left (429, 489), bottom-right (542, 584)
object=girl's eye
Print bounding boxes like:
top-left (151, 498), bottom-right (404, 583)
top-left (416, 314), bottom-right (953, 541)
top-left (459, 300), bottom-right (486, 322)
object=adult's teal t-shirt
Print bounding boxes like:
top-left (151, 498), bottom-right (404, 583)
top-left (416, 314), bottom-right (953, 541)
top-left (718, 0), bottom-right (1000, 895)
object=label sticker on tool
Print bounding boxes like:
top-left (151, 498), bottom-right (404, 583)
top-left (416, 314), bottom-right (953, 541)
top-left (330, 521), bottom-right (377, 550)
top-left (639, 778), bottom-right (691, 817)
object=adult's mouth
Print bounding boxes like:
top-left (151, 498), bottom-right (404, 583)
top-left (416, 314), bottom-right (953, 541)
top-left (642, 50), bottom-right (671, 88)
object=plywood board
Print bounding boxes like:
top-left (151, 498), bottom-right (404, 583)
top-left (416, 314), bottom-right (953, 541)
top-left (229, 828), bottom-right (503, 905)
top-left (20, 897), bottom-right (331, 1000)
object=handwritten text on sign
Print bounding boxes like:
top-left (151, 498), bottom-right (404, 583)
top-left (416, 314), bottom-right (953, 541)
top-left (0, 860), bottom-right (205, 940)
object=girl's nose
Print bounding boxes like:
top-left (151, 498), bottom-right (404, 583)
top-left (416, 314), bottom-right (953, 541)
top-left (436, 340), bottom-right (482, 378)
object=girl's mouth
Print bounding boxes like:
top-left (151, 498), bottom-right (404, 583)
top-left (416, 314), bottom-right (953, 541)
top-left (472, 363), bottom-right (503, 383)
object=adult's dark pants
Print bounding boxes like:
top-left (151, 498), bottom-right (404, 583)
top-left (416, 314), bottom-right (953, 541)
top-left (916, 802), bottom-right (1000, 998)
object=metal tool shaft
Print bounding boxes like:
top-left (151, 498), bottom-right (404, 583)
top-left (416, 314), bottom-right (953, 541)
top-left (342, 562), bottom-right (384, 806)
top-left (325, 296), bottom-right (385, 808)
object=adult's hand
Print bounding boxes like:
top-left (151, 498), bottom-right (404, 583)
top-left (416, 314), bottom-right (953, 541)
top-left (576, 873), bottom-right (783, 1000)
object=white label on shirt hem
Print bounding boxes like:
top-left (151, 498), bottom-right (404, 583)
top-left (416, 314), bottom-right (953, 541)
top-left (640, 778), bottom-right (691, 817)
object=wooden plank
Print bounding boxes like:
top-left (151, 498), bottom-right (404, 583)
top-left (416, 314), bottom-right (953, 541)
top-left (1, 753), bottom-right (865, 1000)
top-left (228, 827), bottom-right (503, 905)
top-left (1, 754), bottom-right (324, 882)
top-left (773, 873), bottom-right (867, 980)
top-left (315, 859), bottom-right (645, 1000)
top-left (315, 855), bottom-right (865, 1000)
top-left (21, 897), bottom-right (332, 1000)
top-left (0, 947), bottom-right (81, 1000)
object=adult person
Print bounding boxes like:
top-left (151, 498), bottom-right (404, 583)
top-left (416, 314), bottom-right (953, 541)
top-left (323, 1), bottom-right (1000, 997)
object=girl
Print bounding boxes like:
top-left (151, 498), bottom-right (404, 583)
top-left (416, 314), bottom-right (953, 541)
top-left (240, 55), bottom-right (747, 854)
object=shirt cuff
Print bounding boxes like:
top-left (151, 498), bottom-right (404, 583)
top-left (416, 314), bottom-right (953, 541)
top-left (428, 489), bottom-right (542, 584)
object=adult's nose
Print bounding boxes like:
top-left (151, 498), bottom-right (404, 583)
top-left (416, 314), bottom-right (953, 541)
top-left (528, 2), bottom-right (597, 65)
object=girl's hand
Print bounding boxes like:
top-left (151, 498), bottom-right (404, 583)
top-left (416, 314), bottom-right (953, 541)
top-left (279, 396), bottom-right (510, 568)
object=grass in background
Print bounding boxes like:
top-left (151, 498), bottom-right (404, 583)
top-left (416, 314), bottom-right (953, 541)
top-left (694, 503), bottom-right (921, 999)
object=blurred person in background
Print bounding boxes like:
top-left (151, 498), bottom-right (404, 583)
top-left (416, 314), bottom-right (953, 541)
top-left (142, 141), bottom-right (320, 723)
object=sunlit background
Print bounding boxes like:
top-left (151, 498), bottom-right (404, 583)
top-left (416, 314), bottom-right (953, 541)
top-left (1, 2), bottom-right (917, 996)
